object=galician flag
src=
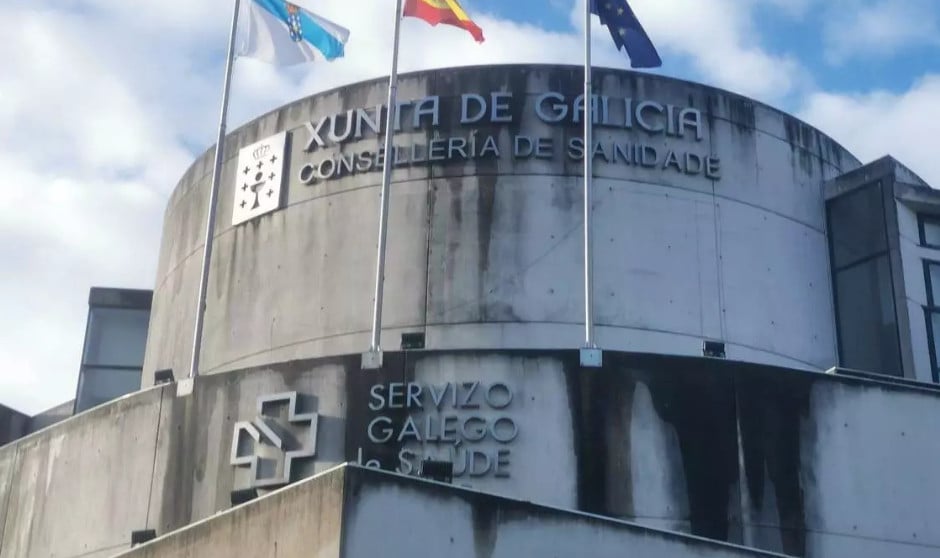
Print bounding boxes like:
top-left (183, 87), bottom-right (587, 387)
top-left (240, 0), bottom-right (350, 65)
top-left (403, 0), bottom-right (485, 43)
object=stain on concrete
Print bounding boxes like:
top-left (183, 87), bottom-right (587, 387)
top-left (639, 357), bottom-right (740, 542)
top-left (725, 96), bottom-right (757, 133)
top-left (344, 353), bottom-right (408, 473)
top-left (471, 502), bottom-right (499, 558)
top-left (736, 369), bottom-right (811, 556)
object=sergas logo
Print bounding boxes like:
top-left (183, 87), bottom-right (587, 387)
top-left (230, 391), bottom-right (319, 490)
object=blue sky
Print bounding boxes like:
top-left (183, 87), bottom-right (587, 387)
top-left (1, 0), bottom-right (939, 413)
top-left (468, 0), bottom-right (940, 97)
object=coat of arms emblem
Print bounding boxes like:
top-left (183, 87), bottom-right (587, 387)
top-left (232, 132), bottom-right (287, 226)
top-left (286, 2), bottom-right (303, 43)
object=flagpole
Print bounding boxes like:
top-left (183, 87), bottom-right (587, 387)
top-left (189, 0), bottom-right (242, 380)
top-left (363, 0), bottom-right (404, 369)
top-left (581, 0), bottom-right (601, 367)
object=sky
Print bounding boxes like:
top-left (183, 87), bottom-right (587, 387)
top-left (1, 0), bottom-right (939, 414)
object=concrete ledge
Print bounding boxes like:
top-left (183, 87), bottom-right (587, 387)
top-left (116, 465), bottom-right (346, 558)
top-left (117, 464), bottom-right (781, 558)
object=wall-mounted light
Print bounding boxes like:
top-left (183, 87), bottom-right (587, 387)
top-left (130, 529), bottom-right (156, 547)
top-left (230, 488), bottom-right (258, 506)
top-left (153, 369), bottom-right (175, 385)
top-left (419, 458), bottom-right (453, 484)
top-left (703, 341), bottom-right (726, 358)
top-left (400, 332), bottom-right (426, 350)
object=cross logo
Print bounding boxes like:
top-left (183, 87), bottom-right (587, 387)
top-left (232, 132), bottom-right (287, 226)
top-left (230, 391), bottom-right (318, 489)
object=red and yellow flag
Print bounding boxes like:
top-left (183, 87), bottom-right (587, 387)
top-left (403, 0), bottom-right (485, 43)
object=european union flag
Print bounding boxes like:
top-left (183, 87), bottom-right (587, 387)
top-left (590, 0), bottom-right (662, 68)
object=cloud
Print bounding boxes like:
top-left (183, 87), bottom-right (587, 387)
top-left (622, 0), bottom-right (810, 101)
top-left (0, 0), bottom-right (606, 414)
top-left (0, 4), bottom-right (201, 413)
top-left (799, 74), bottom-right (940, 187)
top-left (821, 0), bottom-right (940, 63)
top-left (0, 0), bottom-right (935, 414)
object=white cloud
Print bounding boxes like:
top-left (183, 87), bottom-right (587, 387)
top-left (799, 75), bottom-right (940, 187)
top-left (0, 0), bottom-right (935, 414)
top-left (624, 0), bottom-right (811, 100)
top-left (822, 0), bottom-right (940, 63)
top-left (0, 4), bottom-right (199, 413)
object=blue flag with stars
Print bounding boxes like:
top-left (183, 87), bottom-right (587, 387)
top-left (590, 0), bottom-right (662, 68)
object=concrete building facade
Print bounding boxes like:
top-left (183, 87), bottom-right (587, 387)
top-left (143, 64), bottom-right (860, 381)
top-left (3, 64), bottom-right (940, 558)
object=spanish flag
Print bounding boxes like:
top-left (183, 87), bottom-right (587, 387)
top-left (403, 0), bottom-right (485, 43)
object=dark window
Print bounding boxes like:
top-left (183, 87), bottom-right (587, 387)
top-left (74, 289), bottom-right (151, 414)
top-left (919, 215), bottom-right (940, 249)
top-left (83, 307), bottom-right (150, 368)
top-left (827, 181), bottom-right (903, 376)
top-left (75, 367), bottom-right (142, 412)
top-left (830, 183), bottom-right (887, 268)
top-left (835, 255), bottom-right (901, 374)
top-left (927, 261), bottom-right (940, 303)
top-left (923, 260), bottom-right (940, 382)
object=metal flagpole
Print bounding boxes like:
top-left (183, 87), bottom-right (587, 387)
top-left (363, 0), bottom-right (405, 369)
top-left (189, 0), bottom-right (242, 380)
top-left (581, 0), bottom-right (601, 367)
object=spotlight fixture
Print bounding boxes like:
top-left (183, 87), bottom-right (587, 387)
top-left (153, 369), bottom-right (176, 385)
top-left (400, 332), bottom-right (426, 350)
top-left (130, 529), bottom-right (156, 546)
top-left (703, 341), bottom-right (726, 358)
top-left (419, 458), bottom-right (453, 484)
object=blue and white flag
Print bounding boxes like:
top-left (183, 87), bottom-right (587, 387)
top-left (240, 0), bottom-right (350, 66)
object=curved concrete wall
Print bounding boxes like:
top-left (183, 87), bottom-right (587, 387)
top-left (143, 64), bottom-right (860, 383)
top-left (6, 350), bottom-right (940, 558)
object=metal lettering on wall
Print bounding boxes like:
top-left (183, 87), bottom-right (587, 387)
top-left (297, 91), bottom-right (721, 185)
top-left (230, 392), bottom-right (319, 489)
top-left (357, 381), bottom-right (517, 479)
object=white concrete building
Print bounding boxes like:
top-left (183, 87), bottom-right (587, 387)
top-left (3, 65), bottom-right (940, 558)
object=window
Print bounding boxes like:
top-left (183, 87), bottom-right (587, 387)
top-left (918, 215), bottom-right (940, 249)
top-left (75, 367), bottom-right (143, 412)
top-left (830, 183), bottom-right (887, 268)
top-left (827, 181), bottom-right (903, 376)
top-left (74, 289), bottom-right (151, 414)
top-left (924, 260), bottom-right (940, 383)
top-left (82, 307), bottom-right (150, 368)
top-left (835, 255), bottom-right (901, 374)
